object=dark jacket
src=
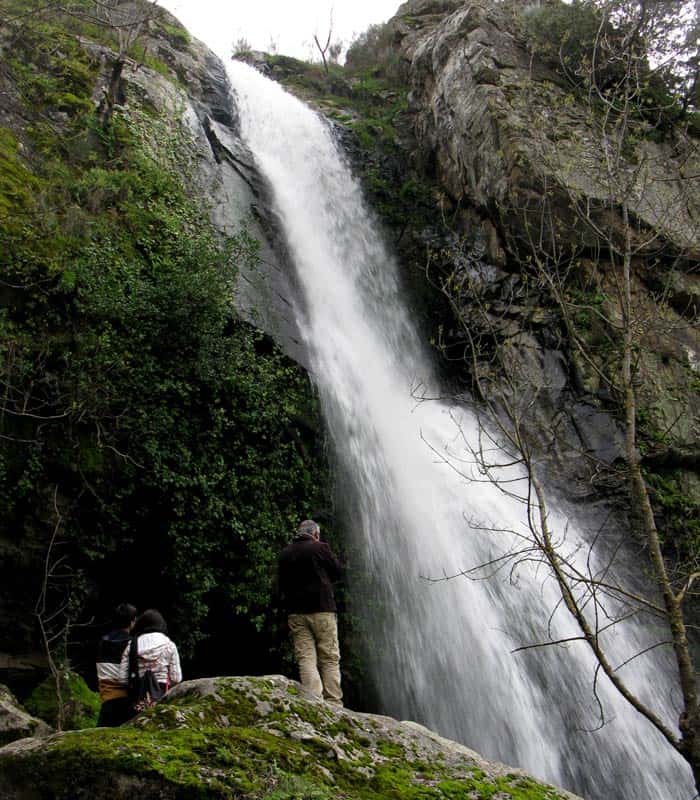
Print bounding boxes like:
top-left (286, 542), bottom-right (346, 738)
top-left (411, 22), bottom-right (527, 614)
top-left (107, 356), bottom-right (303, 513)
top-left (277, 533), bottom-right (342, 614)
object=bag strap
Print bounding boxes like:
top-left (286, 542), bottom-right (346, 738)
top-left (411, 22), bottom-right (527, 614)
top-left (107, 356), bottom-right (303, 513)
top-left (127, 636), bottom-right (139, 697)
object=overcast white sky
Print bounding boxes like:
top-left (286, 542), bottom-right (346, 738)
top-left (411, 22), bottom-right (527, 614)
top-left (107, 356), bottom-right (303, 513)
top-left (159, 0), bottom-right (403, 62)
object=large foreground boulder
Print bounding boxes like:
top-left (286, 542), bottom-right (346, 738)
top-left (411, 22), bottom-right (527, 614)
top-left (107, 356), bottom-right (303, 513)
top-left (0, 675), bottom-right (581, 799)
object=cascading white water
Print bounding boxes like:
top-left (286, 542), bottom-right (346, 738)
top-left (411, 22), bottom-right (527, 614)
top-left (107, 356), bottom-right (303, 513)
top-left (227, 61), bottom-right (693, 800)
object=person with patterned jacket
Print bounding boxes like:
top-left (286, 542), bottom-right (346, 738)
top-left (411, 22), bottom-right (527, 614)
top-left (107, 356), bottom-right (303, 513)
top-left (96, 603), bottom-right (137, 727)
top-left (120, 608), bottom-right (182, 700)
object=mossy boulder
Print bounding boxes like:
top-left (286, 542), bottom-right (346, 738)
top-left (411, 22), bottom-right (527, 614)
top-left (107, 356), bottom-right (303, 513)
top-left (0, 683), bottom-right (52, 746)
top-left (0, 675), bottom-right (581, 799)
top-left (23, 671), bottom-right (100, 731)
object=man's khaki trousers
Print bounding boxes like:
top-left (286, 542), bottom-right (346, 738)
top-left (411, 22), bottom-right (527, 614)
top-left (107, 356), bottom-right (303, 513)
top-left (288, 612), bottom-right (342, 705)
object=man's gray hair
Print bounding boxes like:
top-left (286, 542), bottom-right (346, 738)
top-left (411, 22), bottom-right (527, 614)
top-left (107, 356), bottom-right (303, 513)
top-left (297, 519), bottom-right (319, 537)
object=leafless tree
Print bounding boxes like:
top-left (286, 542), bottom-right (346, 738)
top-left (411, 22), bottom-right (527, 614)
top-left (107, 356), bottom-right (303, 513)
top-left (427, 0), bottom-right (700, 790)
top-left (313, 9), bottom-right (342, 73)
top-left (35, 486), bottom-right (74, 732)
top-left (84, 0), bottom-right (161, 125)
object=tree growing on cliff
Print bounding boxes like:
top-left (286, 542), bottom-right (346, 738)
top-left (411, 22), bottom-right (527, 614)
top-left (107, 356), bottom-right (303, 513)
top-left (0, 0), bottom-right (162, 125)
top-left (312, 9), bottom-right (343, 73)
top-left (431, 0), bottom-right (700, 790)
top-left (88, 0), bottom-right (162, 125)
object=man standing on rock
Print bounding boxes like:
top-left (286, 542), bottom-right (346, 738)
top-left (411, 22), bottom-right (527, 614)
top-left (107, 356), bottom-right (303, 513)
top-left (277, 519), bottom-right (343, 705)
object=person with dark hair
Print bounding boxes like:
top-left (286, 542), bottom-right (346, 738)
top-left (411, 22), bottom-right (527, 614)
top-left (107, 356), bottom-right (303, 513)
top-left (277, 519), bottom-right (343, 705)
top-left (96, 603), bottom-right (138, 727)
top-left (120, 608), bottom-right (182, 702)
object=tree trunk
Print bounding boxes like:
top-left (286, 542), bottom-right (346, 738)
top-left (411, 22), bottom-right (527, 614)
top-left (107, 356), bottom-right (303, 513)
top-left (620, 202), bottom-right (699, 794)
top-left (98, 57), bottom-right (125, 128)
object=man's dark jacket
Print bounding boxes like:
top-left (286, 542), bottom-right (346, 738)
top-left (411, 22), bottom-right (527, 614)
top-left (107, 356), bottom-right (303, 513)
top-left (277, 533), bottom-right (342, 614)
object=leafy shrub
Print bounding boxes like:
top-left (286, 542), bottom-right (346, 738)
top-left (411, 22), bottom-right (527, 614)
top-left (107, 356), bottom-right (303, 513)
top-left (521, 0), bottom-right (687, 130)
top-left (345, 22), bottom-right (406, 82)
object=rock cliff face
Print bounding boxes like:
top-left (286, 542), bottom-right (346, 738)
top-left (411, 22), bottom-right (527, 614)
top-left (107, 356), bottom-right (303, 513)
top-left (0, 675), bottom-right (582, 800)
top-left (375, 0), bottom-right (699, 503)
top-left (114, 13), bottom-right (309, 365)
top-left (0, 8), bottom-right (303, 361)
top-left (393, 0), bottom-right (699, 258)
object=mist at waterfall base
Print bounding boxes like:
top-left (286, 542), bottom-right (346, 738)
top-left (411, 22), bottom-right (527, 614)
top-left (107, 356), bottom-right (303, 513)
top-left (226, 61), bottom-right (693, 799)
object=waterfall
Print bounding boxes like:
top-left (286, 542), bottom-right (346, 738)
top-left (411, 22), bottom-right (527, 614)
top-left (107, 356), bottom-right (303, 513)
top-left (227, 61), bottom-right (693, 800)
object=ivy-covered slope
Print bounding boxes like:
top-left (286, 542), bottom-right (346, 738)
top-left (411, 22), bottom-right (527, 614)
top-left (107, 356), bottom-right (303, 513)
top-left (0, 675), bottom-right (581, 800)
top-left (0, 1), bottom-right (330, 677)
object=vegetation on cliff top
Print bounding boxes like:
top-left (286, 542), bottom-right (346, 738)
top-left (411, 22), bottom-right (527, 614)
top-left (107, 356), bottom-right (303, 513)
top-left (521, 0), bottom-right (699, 132)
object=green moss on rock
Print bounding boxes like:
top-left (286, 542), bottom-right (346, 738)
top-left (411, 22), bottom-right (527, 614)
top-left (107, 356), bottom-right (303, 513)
top-left (0, 128), bottom-right (39, 217)
top-left (24, 671), bottom-right (100, 731)
top-left (0, 676), bottom-right (576, 800)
